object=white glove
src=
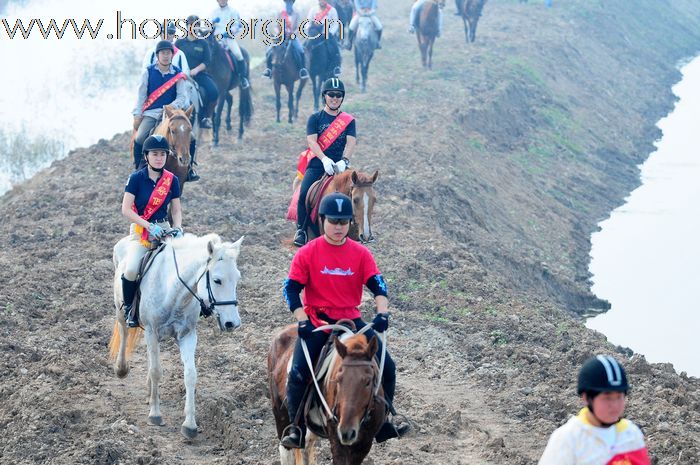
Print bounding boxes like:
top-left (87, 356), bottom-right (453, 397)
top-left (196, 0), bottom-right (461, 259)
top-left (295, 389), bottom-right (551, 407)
top-left (335, 159), bottom-right (348, 173)
top-left (321, 157), bottom-right (337, 176)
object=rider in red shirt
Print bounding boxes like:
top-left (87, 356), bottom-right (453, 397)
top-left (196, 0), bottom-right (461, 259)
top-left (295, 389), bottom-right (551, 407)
top-left (281, 192), bottom-right (410, 449)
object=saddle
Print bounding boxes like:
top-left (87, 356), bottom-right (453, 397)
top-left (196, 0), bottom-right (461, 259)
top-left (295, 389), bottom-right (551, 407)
top-left (306, 175), bottom-right (335, 224)
top-left (128, 240), bottom-right (169, 325)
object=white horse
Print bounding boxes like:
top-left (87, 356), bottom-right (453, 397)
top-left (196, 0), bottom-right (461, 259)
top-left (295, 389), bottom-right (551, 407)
top-left (109, 232), bottom-right (244, 439)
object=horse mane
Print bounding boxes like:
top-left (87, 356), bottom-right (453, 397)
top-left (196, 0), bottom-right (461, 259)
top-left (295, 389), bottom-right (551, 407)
top-left (332, 170), bottom-right (354, 194)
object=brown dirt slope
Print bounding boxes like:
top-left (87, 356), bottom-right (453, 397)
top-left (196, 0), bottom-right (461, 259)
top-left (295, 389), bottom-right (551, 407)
top-left (1, 0), bottom-right (699, 464)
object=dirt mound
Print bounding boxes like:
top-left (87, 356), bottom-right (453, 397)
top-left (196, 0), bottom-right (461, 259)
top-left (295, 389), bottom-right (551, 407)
top-left (1, 1), bottom-right (700, 464)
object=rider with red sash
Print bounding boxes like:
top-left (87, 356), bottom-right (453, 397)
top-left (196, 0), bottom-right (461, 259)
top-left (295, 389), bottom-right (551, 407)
top-left (304, 0), bottom-right (343, 77)
top-left (294, 78), bottom-right (355, 247)
top-left (262, 0), bottom-right (310, 81)
top-left (281, 192), bottom-right (410, 449)
top-left (120, 135), bottom-right (183, 328)
top-left (132, 40), bottom-right (188, 170)
top-left (538, 356), bottom-right (651, 465)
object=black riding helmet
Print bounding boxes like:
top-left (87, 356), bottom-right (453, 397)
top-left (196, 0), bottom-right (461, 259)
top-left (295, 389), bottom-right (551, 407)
top-left (577, 355), bottom-right (629, 395)
top-left (142, 134), bottom-right (170, 156)
top-left (155, 40), bottom-right (174, 54)
top-left (321, 77), bottom-right (345, 96)
top-left (166, 21), bottom-right (177, 35)
top-left (319, 192), bottom-right (353, 220)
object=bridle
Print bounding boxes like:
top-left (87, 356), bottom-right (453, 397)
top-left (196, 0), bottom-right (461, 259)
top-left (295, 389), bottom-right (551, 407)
top-left (171, 246), bottom-right (238, 318)
top-left (330, 358), bottom-right (382, 428)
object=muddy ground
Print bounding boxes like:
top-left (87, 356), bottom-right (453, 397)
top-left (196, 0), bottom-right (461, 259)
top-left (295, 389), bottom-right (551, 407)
top-left (1, 0), bottom-right (699, 464)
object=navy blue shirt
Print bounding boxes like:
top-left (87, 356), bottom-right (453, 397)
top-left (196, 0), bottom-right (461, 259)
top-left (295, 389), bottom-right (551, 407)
top-left (125, 168), bottom-right (181, 222)
top-left (306, 110), bottom-right (356, 164)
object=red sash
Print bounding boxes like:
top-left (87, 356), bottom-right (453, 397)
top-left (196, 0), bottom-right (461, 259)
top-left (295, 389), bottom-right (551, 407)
top-left (131, 169), bottom-right (174, 246)
top-left (606, 448), bottom-right (651, 465)
top-left (314, 4), bottom-right (332, 22)
top-left (296, 111), bottom-right (354, 179)
top-left (281, 10), bottom-right (293, 34)
top-left (142, 72), bottom-right (186, 112)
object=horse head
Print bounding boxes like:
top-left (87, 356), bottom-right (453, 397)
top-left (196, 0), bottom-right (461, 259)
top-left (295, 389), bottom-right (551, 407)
top-left (161, 104), bottom-right (193, 166)
top-left (198, 235), bottom-right (244, 332)
top-left (351, 170), bottom-right (378, 244)
top-left (331, 334), bottom-right (380, 446)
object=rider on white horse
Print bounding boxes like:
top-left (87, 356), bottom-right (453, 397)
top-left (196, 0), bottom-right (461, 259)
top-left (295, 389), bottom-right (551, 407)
top-left (209, 0), bottom-right (250, 89)
top-left (346, 0), bottom-right (383, 50)
top-left (120, 134), bottom-right (183, 327)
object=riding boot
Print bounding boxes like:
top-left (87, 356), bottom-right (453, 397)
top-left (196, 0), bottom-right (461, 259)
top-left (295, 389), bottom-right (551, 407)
top-left (263, 49), bottom-right (273, 78)
top-left (121, 275), bottom-right (139, 328)
top-left (235, 59), bottom-right (250, 89)
top-left (281, 379), bottom-right (308, 448)
top-left (375, 420), bottom-right (410, 443)
top-left (133, 142), bottom-right (143, 170)
top-left (376, 29), bottom-right (383, 49)
top-left (293, 229), bottom-right (307, 247)
top-left (187, 139), bottom-right (200, 182)
top-left (295, 49), bottom-right (309, 80)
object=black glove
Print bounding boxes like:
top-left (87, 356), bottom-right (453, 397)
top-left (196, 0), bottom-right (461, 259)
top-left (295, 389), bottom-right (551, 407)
top-left (298, 320), bottom-right (315, 340)
top-left (372, 313), bottom-right (390, 333)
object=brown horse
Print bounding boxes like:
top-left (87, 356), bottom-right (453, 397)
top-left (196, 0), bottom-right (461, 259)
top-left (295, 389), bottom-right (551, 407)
top-left (268, 327), bottom-right (385, 465)
top-left (273, 40), bottom-right (307, 124)
top-left (461, 0), bottom-right (487, 43)
top-left (416, 0), bottom-right (445, 69)
top-left (152, 104), bottom-right (193, 190)
top-left (303, 169), bottom-right (378, 244)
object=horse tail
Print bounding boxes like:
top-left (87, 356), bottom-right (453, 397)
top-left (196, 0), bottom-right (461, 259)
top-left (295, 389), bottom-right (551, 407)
top-left (108, 320), bottom-right (143, 362)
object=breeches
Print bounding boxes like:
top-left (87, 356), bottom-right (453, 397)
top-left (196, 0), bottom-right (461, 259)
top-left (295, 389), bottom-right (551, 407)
top-left (135, 116), bottom-right (159, 145)
top-left (222, 38), bottom-right (243, 60)
top-left (123, 221), bottom-right (169, 281)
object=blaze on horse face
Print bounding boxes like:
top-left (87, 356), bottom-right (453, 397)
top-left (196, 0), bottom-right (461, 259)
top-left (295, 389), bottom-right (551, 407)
top-left (162, 105), bottom-right (193, 165)
top-left (201, 236), bottom-right (244, 331)
top-left (351, 170), bottom-right (378, 244)
top-left (332, 334), bottom-right (379, 446)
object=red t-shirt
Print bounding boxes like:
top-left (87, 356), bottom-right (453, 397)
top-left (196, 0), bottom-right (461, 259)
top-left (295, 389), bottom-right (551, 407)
top-left (288, 237), bottom-right (380, 326)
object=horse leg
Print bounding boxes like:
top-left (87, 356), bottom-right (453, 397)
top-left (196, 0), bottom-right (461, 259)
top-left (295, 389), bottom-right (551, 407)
top-left (213, 96), bottom-right (225, 146)
top-left (226, 92), bottom-right (233, 131)
top-left (178, 331), bottom-right (198, 439)
top-left (301, 431), bottom-right (318, 465)
top-left (275, 81), bottom-right (282, 123)
top-left (429, 39), bottom-right (434, 70)
top-left (469, 18), bottom-right (478, 42)
top-left (113, 317), bottom-right (130, 378)
top-left (463, 17), bottom-right (470, 43)
top-left (145, 328), bottom-right (165, 426)
top-left (355, 52), bottom-right (360, 84)
top-left (287, 82), bottom-right (295, 124)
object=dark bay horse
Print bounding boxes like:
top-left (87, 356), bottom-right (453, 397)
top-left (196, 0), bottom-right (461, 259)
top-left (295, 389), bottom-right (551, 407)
top-left (306, 24), bottom-right (337, 110)
top-left (417, 0), bottom-right (445, 69)
top-left (353, 16), bottom-right (380, 92)
top-left (331, 0), bottom-right (354, 48)
top-left (461, 0), bottom-right (487, 43)
top-left (205, 36), bottom-right (254, 144)
top-left (153, 104), bottom-right (193, 190)
top-left (272, 40), bottom-right (307, 123)
top-left (269, 326), bottom-right (385, 465)
top-left (304, 169), bottom-right (379, 244)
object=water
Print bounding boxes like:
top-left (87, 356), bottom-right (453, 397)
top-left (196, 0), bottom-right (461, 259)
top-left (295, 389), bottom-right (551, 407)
top-left (0, 0), bottom-right (317, 197)
top-left (587, 55), bottom-right (700, 378)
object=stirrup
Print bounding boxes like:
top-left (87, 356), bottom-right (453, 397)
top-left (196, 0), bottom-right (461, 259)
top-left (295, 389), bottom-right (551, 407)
top-left (240, 77), bottom-right (250, 89)
top-left (293, 229), bottom-right (307, 247)
top-left (281, 424), bottom-right (305, 449)
top-left (333, 66), bottom-right (342, 77)
top-left (187, 169), bottom-right (200, 182)
top-left (299, 68), bottom-right (309, 80)
top-left (262, 68), bottom-right (272, 78)
top-left (124, 306), bottom-right (139, 328)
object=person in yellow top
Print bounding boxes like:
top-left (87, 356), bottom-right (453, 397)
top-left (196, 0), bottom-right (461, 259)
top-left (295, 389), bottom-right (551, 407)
top-left (538, 355), bottom-right (651, 465)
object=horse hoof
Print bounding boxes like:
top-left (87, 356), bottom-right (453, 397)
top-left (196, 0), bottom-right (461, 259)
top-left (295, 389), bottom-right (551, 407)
top-left (115, 366), bottom-right (129, 379)
top-left (181, 425), bottom-right (198, 439)
top-left (148, 416), bottom-right (164, 426)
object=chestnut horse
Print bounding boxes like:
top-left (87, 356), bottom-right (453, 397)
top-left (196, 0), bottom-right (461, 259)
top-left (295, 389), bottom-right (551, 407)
top-left (152, 104), bottom-right (193, 190)
top-left (307, 169), bottom-right (378, 244)
top-left (416, 0), bottom-right (445, 69)
top-left (461, 0), bottom-right (487, 43)
top-left (268, 326), bottom-right (385, 465)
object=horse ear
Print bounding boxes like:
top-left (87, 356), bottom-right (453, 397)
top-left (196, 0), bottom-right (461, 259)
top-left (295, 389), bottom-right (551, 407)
top-left (351, 171), bottom-right (358, 186)
top-left (207, 239), bottom-right (216, 256)
top-left (227, 235), bottom-right (244, 257)
top-left (164, 105), bottom-right (173, 118)
top-left (371, 170), bottom-right (379, 183)
top-left (366, 335), bottom-right (378, 359)
top-left (185, 105), bottom-right (194, 119)
top-left (333, 336), bottom-right (348, 359)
